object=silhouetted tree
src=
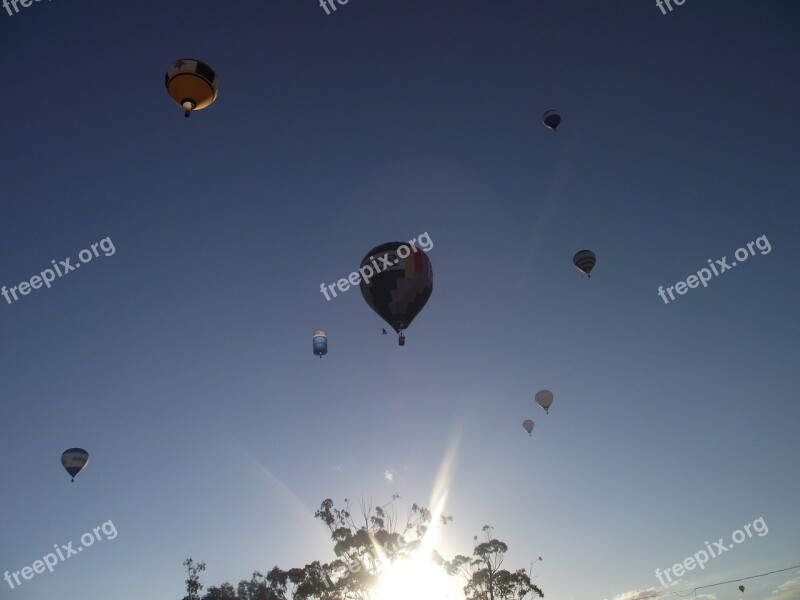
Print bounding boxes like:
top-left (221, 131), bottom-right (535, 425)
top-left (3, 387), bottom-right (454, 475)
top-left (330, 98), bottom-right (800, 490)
top-left (444, 526), bottom-right (543, 600)
top-left (308, 494), bottom-right (451, 599)
top-left (182, 498), bottom-right (543, 600)
top-left (182, 558), bottom-right (207, 600)
top-left (203, 583), bottom-right (237, 600)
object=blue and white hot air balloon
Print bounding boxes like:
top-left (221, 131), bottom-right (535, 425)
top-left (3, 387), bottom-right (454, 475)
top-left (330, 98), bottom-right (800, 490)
top-left (313, 330), bottom-right (328, 357)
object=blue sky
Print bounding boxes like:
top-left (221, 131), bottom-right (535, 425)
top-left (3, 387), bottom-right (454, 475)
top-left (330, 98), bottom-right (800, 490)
top-left (1, 1), bottom-right (799, 599)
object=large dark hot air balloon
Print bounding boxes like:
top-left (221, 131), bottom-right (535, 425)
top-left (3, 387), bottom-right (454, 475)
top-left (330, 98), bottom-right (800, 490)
top-left (573, 250), bottom-right (596, 277)
top-left (359, 242), bottom-right (432, 346)
top-left (165, 58), bottom-right (219, 118)
top-left (61, 448), bottom-right (89, 482)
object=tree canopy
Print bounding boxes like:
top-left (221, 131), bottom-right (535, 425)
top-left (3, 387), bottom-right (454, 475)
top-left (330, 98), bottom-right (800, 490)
top-left (444, 526), bottom-right (543, 600)
top-left (181, 496), bottom-right (543, 600)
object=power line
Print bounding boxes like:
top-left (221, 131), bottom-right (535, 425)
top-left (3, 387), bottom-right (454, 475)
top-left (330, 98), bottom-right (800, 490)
top-left (624, 563), bottom-right (800, 600)
top-left (690, 564), bottom-right (800, 598)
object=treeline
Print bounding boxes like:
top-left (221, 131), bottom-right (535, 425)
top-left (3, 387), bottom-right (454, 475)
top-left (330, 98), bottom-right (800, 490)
top-left (181, 496), bottom-right (544, 600)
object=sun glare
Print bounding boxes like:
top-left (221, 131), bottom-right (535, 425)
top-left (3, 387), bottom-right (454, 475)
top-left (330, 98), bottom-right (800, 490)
top-left (373, 553), bottom-right (462, 600)
top-left (373, 433), bottom-right (464, 600)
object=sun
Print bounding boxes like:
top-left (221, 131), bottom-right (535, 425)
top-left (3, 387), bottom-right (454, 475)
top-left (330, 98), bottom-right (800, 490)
top-left (372, 437), bottom-right (463, 600)
top-left (372, 552), bottom-right (463, 600)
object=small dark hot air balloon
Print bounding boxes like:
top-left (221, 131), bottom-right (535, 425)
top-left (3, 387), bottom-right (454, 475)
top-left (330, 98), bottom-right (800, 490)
top-left (523, 420), bottom-right (534, 436)
top-left (543, 109), bottom-right (561, 131)
top-left (573, 250), bottom-right (596, 277)
top-left (313, 330), bottom-right (327, 357)
top-left (739, 586), bottom-right (745, 593)
top-left (61, 448), bottom-right (89, 482)
top-left (165, 58), bottom-right (219, 118)
top-left (359, 242), bottom-right (433, 346)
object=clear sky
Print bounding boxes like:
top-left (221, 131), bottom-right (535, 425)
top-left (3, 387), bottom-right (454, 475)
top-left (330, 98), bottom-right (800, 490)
top-left (1, 1), bottom-right (799, 600)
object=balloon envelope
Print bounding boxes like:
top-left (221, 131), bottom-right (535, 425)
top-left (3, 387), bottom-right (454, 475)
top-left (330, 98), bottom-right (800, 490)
top-left (61, 448), bottom-right (89, 482)
top-left (313, 330), bottom-right (327, 357)
top-left (573, 249), bottom-right (596, 276)
top-left (165, 58), bottom-right (219, 117)
top-left (739, 586), bottom-right (745, 593)
top-left (359, 242), bottom-right (433, 336)
top-left (523, 420), bottom-right (534, 435)
top-left (542, 109), bottom-right (561, 131)
top-left (535, 390), bottom-right (554, 413)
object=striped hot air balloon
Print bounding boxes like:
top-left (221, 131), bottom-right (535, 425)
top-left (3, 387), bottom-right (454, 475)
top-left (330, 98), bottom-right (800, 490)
top-left (573, 250), bottom-right (596, 277)
top-left (359, 242), bottom-right (433, 346)
top-left (61, 448), bottom-right (89, 482)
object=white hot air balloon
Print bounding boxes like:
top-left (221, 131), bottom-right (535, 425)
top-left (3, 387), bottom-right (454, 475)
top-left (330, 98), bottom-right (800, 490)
top-left (535, 390), bottom-right (554, 414)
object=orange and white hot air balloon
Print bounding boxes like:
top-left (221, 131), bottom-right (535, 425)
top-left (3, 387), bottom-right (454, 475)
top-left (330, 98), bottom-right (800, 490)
top-left (165, 58), bottom-right (219, 118)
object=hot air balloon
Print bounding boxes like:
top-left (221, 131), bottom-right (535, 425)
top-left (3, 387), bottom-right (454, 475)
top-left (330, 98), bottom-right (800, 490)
top-left (739, 586), bottom-right (745, 593)
top-left (535, 390), bottom-right (554, 414)
top-left (359, 242), bottom-right (433, 346)
top-left (522, 420), bottom-right (534, 436)
top-left (61, 448), bottom-right (89, 482)
top-left (542, 109), bottom-right (561, 131)
top-left (313, 330), bottom-right (328, 357)
top-left (573, 250), bottom-right (596, 277)
top-left (165, 58), bottom-right (219, 118)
